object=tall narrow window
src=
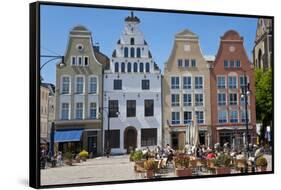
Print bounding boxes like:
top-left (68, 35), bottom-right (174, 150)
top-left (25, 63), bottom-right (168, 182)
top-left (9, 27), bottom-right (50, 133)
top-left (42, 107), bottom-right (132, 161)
top-left (134, 62), bottom-right (138, 72)
top-left (130, 38), bottom-right (135, 45)
top-left (113, 80), bottom-right (122, 90)
top-left (145, 62), bottom-right (150, 73)
top-left (171, 112), bottom-right (180, 124)
top-left (217, 76), bottom-right (226, 88)
top-left (89, 102), bottom-right (97, 119)
top-left (127, 100), bottom-right (136, 117)
top-left (137, 48), bottom-right (141, 58)
top-left (236, 60), bottom-right (241, 67)
top-left (144, 99), bottom-right (154, 117)
top-left (224, 60), bottom-right (229, 68)
top-left (124, 47), bottom-right (128, 57)
top-left (195, 94), bottom-right (203, 106)
top-left (229, 93), bottom-right (238, 105)
top-left (195, 76), bottom-right (203, 89)
top-left (195, 111), bottom-right (204, 124)
top-left (217, 93), bottom-right (226, 105)
top-left (230, 60), bottom-right (235, 68)
top-left (84, 56), bottom-right (89, 66)
top-left (71, 56), bottom-right (76, 66)
top-left (127, 62), bottom-right (132, 73)
top-left (114, 62), bottom-right (119, 73)
top-left (191, 59), bottom-right (196, 67)
top-left (75, 102), bottom-right (83, 119)
top-left (121, 62), bottom-right (125, 73)
top-left (171, 77), bottom-right (180, 89)
top-left (109, 100), bottom-right (119, 117)
top-left (171, 94), bottom-right (180, 107)
top-left (76, 77), bottom-right (84, 94)
top-left (230, 110), bottom-right (238, 123)
top-left (78, 56), bottom-right (83, 66)
top-left (218, 111), bottom-right (227, 123)
top-left (89, 77), bottom-right (97, 94)
top-left (61, 103), bottom-right (69, 120)
top-left (139, 62), bottom-right (144, 72)
top-left (240, 75), bottom-right (248, 88)
top-left (178, 59), bottom-right (183, 67)
top-left (130, 47), bottom-right (135, 57)
top-left (183, 94), bottom-right (192, 106)
top-left (184, 111), bottom-right (192, 124)
top-left (183, 76), bottom-right (192, 89)
top-left (142, 80), bottom-right (150, 90)
top-left (228, 76), bottom-right (237, 89)
top-left (62, 76), bottom-right (70, 94)
top-left (184, 59), bottom-right (189, 67)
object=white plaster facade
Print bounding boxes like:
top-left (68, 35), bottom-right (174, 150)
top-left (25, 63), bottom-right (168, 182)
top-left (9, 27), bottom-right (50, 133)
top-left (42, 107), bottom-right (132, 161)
top-left (103, 13), bottom-right (162, 154)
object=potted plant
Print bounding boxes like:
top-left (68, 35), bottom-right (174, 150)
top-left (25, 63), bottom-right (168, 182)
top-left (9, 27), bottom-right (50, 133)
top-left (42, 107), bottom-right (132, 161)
top-left (63, 152), bottom-right (73, 166)
top-left (79, 150), bottom-right (89, 161)
top-left (174, 155), bottom-right (192, 177)
top-left (256, 156), bottom-right (267, 172)
top-left (214, 153), bottom-right (231, 174)
top-left (144, 160), bottom-right (157, 179)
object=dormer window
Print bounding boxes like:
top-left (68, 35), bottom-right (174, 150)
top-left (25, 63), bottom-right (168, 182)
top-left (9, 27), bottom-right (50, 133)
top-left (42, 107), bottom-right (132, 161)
top-left (71, 56), bottom-right (76, 66)
top-left (84, 56), bottom-right (89, 66)
top-left (78, 56), bottom-right (83, 66)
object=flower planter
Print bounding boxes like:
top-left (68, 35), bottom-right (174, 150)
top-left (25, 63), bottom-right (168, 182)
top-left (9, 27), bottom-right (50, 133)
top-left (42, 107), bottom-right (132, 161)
top-left (175, 168), bottom-right (192, 177)
top-left (216, 167), bottom-right (231, 175)
top-left (146, 169), bottom-right (154, 179)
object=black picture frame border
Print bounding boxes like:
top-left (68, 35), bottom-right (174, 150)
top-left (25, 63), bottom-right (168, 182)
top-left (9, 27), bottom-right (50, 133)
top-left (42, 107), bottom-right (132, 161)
top-left (29, 1), bottom-right (274, 189)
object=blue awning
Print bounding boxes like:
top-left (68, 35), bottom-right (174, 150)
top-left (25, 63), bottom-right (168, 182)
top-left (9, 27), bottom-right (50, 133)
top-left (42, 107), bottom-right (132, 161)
top-left (54, 130), bottom-right (83, 143)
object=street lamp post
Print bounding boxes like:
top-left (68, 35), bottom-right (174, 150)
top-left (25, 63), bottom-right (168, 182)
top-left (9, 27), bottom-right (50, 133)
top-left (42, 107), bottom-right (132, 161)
top-left (240, 73), bottom-right (251, 172)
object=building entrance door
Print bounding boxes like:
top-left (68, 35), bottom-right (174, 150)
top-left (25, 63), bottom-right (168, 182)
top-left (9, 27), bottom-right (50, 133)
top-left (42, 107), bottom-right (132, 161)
top-left (124, 127), bottom-right (137, 153)
top-left (88, 136), bottom-right (97, 157)
top-left (171, 133), bottom-right (179, 150)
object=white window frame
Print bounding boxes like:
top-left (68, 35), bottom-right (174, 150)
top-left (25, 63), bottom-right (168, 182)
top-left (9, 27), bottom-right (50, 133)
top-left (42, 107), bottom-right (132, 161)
top-left (171, 76), bottom-right (180, 89)
top-left (183, 93), bottom-right (192, 106)
top-left (88, 75), bottom-right (98, 94)
top-left (75, 102), bottom-right (84, 119)
top-left (195, 111), bottom-right (204, 124)
top-left (77, 56), bottom-right (83, 66)
top-left (184, 111), bottom-right (192, 124)
top-left (183, 76), bottom-right (192, 89)
top-left (217, 93), bottom-right (226, 105)
top-left (171, 112), bottom-right (180, 124)
top-left (89, 102), bottom-right (97, 119)
top-left (217, 75), bottom-right (226, 89)
top-left (171, 94), bottom-right (180, 107)
top-left (218, 110), bottom-right (227, 123)
top-left (61, 75), bottom-right (71, 94)
top-left (61, 102), bottom-right (70, 120)
top-left (229, 93), bottom-right (238, 105)
top-left (230, 110), bottom-right (238, 123)
top-left (195, 93), bottom-right (204, 106)
top-left (228, 76), bottom-right (237, 89)
top-left (195, 76), bottom-right (203, 89)
top-left (71, 56), bottom-right (76, 66)
top-left (84, 56), bottom-right (89, 66)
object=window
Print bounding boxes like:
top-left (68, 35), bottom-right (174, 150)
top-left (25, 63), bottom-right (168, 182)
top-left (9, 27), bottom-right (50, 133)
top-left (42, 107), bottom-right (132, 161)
top-left (217, 76), bottom-right (226, 88)
top-left (240, 95), bottom-right (249, 105)
top-left (127, 62), bottom-right (132, 72)
top-left (136, 48), bottom-right (141, 58)
top-left (89, 77), bottom-right (97, 94)
top-left (84, 56), bottom-right (89, 66)
top-left (184, 111), bottom-right (192, 124)
top-left (130, 47), bottom-right (135, 57)
top-left (228, 76), bottom-right (237, 89)
top-left (78, 56), bottom-right (83, 66)
top-left (142, 80), bottom-right (150, 90)
top-left (76, 77), bottom-right (84, 94)
top-left (89, 102), bottom-right (97, 119)
top-left (224, 60), bottom-right (228, 68)
top-left (183, 76), bottom-right (192, 89)
top-left (191, 59), bottom-right (196, 67)
top-left (195, 76), bottom-right (203, 89)
top-left (230, 110), bottom-right (238, 123)
top-left (171, 94), bottom-right (180, 107)
top-left (171, 112), bottom-right (180, 124)
top-left (230, 60), bottom-right (235, 68)
top-left (133, 62), bottom-right (138, 72)
top-left (114, 62), bottom-right (119, 73)
top-left (71, 56), bottom-right (76, 66)
top-left (240, 75), bottom-right (248, 88)
top-left (121, 62), bottom-right (125, 73)
top-left (241, 110), bottom-right (249, 123)
top-left (127, 100), bottom-right (136, 117)
top-left (145, 62), bottom-right (150, 72)
top-left (195, 94), bottom-right (203, 106)
top-left (218, 111), bottom-right (227, 123)
top-left (113, 80), bottom-right (122, 90)
top-left (236, 60), bottom-right (241, 67)
top-left (171, 76), bottom-right (180, 89)
top-left (75, 102), bottom-right (83, 119)
top-left (109, 100), bottom-right (119, 117)
top-left (124, 47), bottom-right (128, 57)
top-left (184, 59), bottom-right (189, 67)
top-left (178, 59), bottom-right (183, 67)
top-left (62, 76), bottom-right (70, 94)
top-left (195, 111), bottom-right (204, 124)
top-left (144, 99), bottom-right (154, 117)
top-left (61, 103), bottom-right (69, 120)
top-left (183, 94), bottom-right (192, 106)
top-left (139, 62), bottom-right (144, 72)
top-left (217, 93), bottom-right (226, 105)
top-left (229, 93), bottom-right (237, 105)
top-left (130, 38), bottom-right (135, 45)
top-left (141, 128), bottom-right (157, 146)
top-left (104, 130), bottom-right (120, 148)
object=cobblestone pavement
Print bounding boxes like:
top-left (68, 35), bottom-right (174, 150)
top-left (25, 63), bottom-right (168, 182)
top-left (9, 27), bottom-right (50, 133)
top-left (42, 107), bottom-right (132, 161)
top-left (41, 154), bottom-right (273, 186)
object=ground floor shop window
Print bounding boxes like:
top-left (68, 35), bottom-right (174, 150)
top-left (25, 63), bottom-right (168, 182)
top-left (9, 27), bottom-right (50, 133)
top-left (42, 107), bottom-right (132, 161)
top-left (141, 128), bottom-right (157, 146)
top-left (104, 130), bottom-right (120, 148)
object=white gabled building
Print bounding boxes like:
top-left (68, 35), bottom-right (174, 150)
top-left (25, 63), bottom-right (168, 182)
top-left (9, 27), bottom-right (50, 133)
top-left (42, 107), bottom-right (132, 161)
top-left (103, 12), bottom-right (162, 154)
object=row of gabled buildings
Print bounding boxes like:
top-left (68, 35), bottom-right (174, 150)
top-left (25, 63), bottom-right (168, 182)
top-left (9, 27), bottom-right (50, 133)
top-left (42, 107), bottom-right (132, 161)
top-left (44, 13), bottom-right (270, 156)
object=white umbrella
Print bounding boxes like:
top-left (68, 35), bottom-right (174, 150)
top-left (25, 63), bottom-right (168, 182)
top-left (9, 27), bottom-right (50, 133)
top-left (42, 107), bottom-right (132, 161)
top-left (185, 122), bottom-right (191, 145)
top-left (193, 117), bottom-right (200, 146)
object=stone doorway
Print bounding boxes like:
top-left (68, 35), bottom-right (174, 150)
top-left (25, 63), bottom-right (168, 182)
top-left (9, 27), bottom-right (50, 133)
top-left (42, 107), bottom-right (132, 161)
top-left (124, 126), bottom-right (137, 153)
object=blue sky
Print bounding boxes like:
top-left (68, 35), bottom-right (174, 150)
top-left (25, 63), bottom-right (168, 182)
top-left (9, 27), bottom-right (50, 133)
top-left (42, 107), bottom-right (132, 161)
top-left (40, 5), bottom-right (258, 84)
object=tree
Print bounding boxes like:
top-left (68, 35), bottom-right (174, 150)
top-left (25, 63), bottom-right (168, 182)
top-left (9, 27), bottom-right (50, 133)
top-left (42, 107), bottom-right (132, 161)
top-left (254, 68), bottom-right (273, 141)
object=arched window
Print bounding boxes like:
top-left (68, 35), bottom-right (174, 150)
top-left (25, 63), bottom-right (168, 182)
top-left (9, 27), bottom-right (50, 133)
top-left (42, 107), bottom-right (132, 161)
top-left (134, 62), bottom-right (138, 72)
top-left (139, 62), bottom-right (144, 73)
top-left (115, 62), bottom-right (119, 73)
top-left (130, 38), bottom-right (135, 45)
top-left (137, 48), bottom-right (141, 58)
top-left (124, 47), bottom-right (128, 58)
top-left (130, 47), bottom-right (135, 58)
top-left (121, 62), bottom-right (125, 73)
top-left (258, 49), bottom-right (262, 68)
top-left (145, 62), bottom-right (150, 73)
top-left (127, 62), bottom-right (131, 73)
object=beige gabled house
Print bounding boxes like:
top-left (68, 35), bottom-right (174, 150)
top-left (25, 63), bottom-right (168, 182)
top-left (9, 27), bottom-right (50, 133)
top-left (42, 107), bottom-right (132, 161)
top-left (55, 26), bottom-right (109, 156)
top-left (163, 29), bottom-right (212, 150)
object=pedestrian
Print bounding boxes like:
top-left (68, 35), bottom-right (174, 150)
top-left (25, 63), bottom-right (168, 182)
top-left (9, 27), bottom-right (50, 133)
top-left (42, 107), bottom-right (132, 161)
top-left (57, 151), bottom-right (63, 166)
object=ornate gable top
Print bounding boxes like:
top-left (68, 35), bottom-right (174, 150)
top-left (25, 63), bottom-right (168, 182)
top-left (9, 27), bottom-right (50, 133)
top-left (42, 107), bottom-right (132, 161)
top-left (124, 11), bottom-right (140, 23)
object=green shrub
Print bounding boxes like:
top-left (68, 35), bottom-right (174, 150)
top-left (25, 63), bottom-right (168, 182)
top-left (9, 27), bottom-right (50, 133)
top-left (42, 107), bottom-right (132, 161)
top-left (79, 150), bottom-right (89, 158)
top-left (144, 160), bottom-right (158, 171)
top-left (256, 156), bottom-right (267, 167)
top-left (214, 153), bottom-right (231, 167)
top-left (132, 150), bottom-right (143, 161)
top-left (174, 155), bottom-right (190, 168)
